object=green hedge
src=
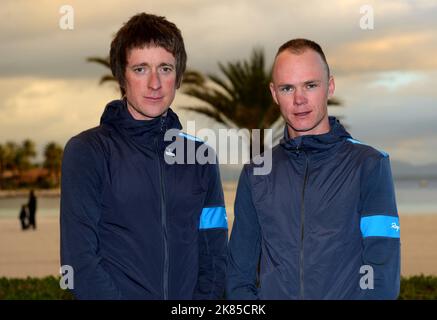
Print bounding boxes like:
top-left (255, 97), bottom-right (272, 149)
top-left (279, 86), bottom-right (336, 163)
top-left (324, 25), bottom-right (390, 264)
top-left (0, 275), bottom-right (436, 299)
top-left (398, 275), bottom-right (437, 300)
top-left (0, 276), bottom-right (74, 300)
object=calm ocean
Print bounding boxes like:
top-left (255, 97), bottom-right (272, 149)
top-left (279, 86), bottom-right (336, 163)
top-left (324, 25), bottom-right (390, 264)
top-left (0, 179), bottom-right (436, 219)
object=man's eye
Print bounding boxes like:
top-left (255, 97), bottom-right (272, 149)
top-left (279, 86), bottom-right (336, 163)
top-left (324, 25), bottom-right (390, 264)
top-left (280, 86), bottom-right (293, 93)
top-left (133, 67), bottom-right (145, 73)
top-left (159, 66), bottom-right (174, 74)
top-left (306, 83), bottom-right (318, 89)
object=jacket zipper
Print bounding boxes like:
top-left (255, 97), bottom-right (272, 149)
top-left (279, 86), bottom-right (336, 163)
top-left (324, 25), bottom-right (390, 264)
top-left (156, 117), bottom-right (169, 300)
top-left (299, 151), bottom-right (309, 299)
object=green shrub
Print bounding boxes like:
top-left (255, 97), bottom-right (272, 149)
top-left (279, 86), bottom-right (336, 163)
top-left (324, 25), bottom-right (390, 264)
top-left (398, 274), bottom-right (437, 300)
top-left (0, 276), bottom-right (74, 300)
top-left (0, 275), bottom-right (436, 299)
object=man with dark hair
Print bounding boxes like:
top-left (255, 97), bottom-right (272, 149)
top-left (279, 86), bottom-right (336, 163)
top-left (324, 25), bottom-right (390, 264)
top-left (226, 38), bottom-right (400, 299)
top-left (61, 13), bottom-right (228, 300)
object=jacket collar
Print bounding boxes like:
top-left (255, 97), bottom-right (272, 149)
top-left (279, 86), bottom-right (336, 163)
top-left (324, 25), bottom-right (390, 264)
top-left (280, 116), bottom-right (351, 156)
top-left (100, 99), bottom-right (182, 150)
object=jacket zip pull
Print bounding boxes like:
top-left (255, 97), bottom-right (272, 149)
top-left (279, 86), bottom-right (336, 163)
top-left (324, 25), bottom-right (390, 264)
top-left (295, 139), bottom-right (302, 155)
top-left (160, 116), bottom-right (166, 133)
top-left (158, 117), bottom-right (166, 153)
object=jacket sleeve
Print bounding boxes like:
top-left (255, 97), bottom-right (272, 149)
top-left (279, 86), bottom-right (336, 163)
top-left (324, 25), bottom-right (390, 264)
top-left (226, 165), bottom-right (261, 300)
top-left (60, 137), bottom-right (122, 299)
top-left (359, 155), bottom-right (400, 300)
top-left (193, 158), bottom-right (228, 300)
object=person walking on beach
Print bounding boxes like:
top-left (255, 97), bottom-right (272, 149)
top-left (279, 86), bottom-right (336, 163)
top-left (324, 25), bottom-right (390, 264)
top-left (60, 12), bottom-right (228, 300)
top-left (226, 39), bottom-right (400, 300)
top-left (18, 204), bottom-right (29, 230)
top-left (27, 189), bottom-right (37, 230)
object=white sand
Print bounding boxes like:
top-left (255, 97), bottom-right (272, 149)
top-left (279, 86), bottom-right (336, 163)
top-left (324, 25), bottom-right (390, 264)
top-left (0, 218), bottom-right (60, 278)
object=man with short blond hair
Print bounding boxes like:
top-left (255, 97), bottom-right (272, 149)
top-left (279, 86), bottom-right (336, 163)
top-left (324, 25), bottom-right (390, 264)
top-left (227, 38), bottom-right (400, 300)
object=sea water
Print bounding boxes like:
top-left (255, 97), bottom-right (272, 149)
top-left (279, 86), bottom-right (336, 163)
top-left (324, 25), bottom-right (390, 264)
top-left (0, 179), bottom-right (436, 218)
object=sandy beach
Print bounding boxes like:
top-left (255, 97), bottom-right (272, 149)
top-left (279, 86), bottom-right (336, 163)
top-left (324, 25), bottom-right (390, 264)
top-left (0, 183), bottom-right (436, 278)
top-left (0, 218), bottom-right (60, 278)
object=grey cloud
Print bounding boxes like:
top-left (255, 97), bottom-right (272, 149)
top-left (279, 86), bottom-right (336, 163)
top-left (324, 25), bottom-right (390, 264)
top-left (1, 0), bottom-right (437, 79)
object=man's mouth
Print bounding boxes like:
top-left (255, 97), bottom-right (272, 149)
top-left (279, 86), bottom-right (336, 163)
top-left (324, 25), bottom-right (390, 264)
top-left (294, 111), bottom-right (311, 118)
top-left (144, 96), bottom-right (164, 102)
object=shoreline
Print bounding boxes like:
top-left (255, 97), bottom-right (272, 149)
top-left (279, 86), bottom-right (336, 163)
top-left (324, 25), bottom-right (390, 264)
top-left (0, 189), bottom-right (60, 199)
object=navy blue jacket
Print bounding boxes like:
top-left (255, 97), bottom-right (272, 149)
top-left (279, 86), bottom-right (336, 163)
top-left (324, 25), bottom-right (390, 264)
top-left (60, 99), bottom-right (228, 299)
top-left (227, 117), bottom-right (400, 299)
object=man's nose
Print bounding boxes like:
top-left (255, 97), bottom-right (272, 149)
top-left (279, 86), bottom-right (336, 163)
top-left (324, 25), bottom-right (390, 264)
top-left (293, 88), bottom-right (307, 106)
top-left (148, 70), bottom-right (161, 90)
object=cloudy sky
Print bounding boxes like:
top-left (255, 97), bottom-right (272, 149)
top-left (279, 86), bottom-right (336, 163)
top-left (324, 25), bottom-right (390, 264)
top-left (1, 0), bottom-right (437, 165)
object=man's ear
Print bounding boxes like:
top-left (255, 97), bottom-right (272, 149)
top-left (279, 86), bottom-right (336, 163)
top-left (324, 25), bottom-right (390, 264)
top-left (269, 82), bottom-right (279, 105)
top-left (328, 75), bottom-right (335, 99)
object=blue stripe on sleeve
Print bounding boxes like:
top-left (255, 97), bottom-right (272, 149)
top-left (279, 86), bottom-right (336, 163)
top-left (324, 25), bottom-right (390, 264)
top-left (360, 215), bottom-right (400, 238)
top-left (199, 206), bottom-right (228, 230)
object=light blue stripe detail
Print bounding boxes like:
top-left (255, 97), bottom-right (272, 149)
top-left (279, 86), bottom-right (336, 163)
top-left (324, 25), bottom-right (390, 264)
top-left (360, 215), bottom-right (400, 238)
top-left (347, 138), bottom-right (388, 157)
top-left (178, 132), bottom-right (203, 142)
top-left (199, 207), bottom-right (228, 229)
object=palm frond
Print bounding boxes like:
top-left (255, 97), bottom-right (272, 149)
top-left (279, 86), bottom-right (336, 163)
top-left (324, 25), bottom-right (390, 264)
top-left (87, 56), bottom-right (111, 68)
top-left (183, 86), bottom-right (235, 120)
top-left (99, 74), bottom-right (117, 85)
top-left (180, 106), bottom-right (228, 126)
top-left (182, 70), bottom-right (206, 86)
top-left (328, 97), bottom-right (342, 106)
top-left (207, 74), bottom-right (236, 100)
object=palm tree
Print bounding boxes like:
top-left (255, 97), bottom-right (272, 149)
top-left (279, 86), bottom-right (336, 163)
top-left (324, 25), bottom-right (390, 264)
top-left (86, 56), bottom-right (123, 96)
top-left (3, 141), bottom-right (19, 174)
top-left (16, 139), bottom-right (36, 173)
top-left (0, 141), bottom-right (31, 188)
top-left (182, 49), bottom-right (277, 156)
top-left (21, 139), bottom-right (36, 157)
top-left (43, 142), bottom-right (63, 187)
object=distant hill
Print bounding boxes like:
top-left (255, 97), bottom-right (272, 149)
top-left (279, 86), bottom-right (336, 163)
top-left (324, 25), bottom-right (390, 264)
top-left (391, 160), bottom-right (437, 180)
top-left (219, 160), bottom-right (437, 181)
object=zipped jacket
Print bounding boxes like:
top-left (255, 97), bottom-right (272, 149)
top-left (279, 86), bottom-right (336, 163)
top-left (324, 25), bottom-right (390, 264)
top-left (61, 99), bottom-right (228, 299)
top-left (227, 117), bottom-right (400, 299)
